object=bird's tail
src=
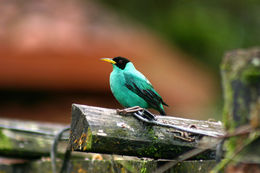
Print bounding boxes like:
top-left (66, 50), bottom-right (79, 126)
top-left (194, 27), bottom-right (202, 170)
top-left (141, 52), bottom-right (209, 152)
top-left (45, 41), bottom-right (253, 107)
top-left (159, 109), bottom-right (166, 115)
top-left (158, 103), bottom-right (167, 115)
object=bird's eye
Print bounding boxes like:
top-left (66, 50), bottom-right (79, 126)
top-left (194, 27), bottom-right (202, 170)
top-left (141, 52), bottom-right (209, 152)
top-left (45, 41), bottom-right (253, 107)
top-left (119, 60), bottom-right (123, 64)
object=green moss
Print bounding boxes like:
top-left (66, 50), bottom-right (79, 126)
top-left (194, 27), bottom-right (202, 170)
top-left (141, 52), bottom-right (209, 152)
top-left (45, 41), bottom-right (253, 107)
top-left (0, 129), bottom-right (12, 150)
top-left (117, 160), bottom-right (136, 172)
top-left (222, 63), bottom-right (260, 130)
top-left (241, 66), bottom-right (260, 85)
top-left (140, 161), bottom-right (148, 173)
top-left (219, 52), bottom-right (260, 171)
top-left (117, 160), bottom-right (154, 173)
top-left (140, 127), bottom-right (164, 157)
top-left (221, 62), bottom-right (231, 72)
top-left (225, 136), bottom-right (237, 154)
top-left (113, 128), bottom-right (129, 138)
top-left (221, 74), bottom-right (234, 130)
top-left (85, 127), bottom-right (92, 150)
top-left (146, 145), bottom-right (158, 155)
top-left (146, 126), bottom-right (159, 141)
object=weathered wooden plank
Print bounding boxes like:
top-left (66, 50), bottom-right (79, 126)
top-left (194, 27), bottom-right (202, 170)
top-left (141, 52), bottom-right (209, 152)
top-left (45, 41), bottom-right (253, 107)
top-left (0, 158), bottom-right (217, 173)
top-left (0, 118), bottom-right (69, 158)
top-left (70, 104), bottom-right (224, 160)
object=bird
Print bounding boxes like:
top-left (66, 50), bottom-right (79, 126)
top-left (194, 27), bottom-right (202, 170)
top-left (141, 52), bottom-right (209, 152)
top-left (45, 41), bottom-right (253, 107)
top-left (101, 56), bottom-right (168, 115)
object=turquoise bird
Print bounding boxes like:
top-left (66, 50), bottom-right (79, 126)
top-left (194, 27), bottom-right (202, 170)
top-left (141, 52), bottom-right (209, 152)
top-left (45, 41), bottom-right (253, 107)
top-left (101, 56), bottom-right (168, 115)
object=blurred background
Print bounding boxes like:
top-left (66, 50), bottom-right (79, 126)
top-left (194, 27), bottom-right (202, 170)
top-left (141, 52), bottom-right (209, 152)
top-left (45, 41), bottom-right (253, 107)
top-left (0, 0), bottom-right (259, 123)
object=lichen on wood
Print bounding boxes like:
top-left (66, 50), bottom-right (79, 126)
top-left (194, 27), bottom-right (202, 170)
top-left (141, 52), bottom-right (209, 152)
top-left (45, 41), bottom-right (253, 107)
top-left (70, 104), bottom-right (224, 160)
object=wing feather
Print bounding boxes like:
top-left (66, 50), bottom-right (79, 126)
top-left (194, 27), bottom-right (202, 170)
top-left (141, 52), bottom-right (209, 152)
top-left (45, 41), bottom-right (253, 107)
top-left (124, 72), bottom-right (167, 109)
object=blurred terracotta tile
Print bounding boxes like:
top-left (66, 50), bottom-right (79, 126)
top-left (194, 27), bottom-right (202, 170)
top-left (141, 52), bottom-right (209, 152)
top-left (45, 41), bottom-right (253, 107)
top-left (0, 0), bottom-right (218, 121)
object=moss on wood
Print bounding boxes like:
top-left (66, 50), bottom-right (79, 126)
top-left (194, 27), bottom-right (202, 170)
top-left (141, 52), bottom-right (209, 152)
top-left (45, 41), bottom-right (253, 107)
top-left (0, 119), bottom-right (69, 159)
top-left (70, 104), bottom-right (223, 160)
top-left (220, 48), bottom-right (260, 167)
top-left (0, 159), bottom-right (217, 173)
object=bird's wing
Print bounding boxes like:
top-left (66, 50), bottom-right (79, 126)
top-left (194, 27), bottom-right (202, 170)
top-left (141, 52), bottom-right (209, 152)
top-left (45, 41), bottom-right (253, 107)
top-left (123, 71), bottom-right (168, 109)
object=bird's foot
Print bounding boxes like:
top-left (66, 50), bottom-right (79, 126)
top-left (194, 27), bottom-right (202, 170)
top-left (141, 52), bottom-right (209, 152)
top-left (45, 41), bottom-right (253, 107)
top-left (117, 106), bottom-right (156, 121)
top-left (117, 106), bottom-right (144, 114)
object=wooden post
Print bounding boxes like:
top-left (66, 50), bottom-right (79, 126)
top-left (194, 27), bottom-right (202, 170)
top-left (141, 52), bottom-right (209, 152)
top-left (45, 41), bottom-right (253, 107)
top-left (70, 104), bottom-right (224, 160)
top-left (218, 48), bottom-right (260, 171)
top-left (222, 48), bottom-right (260, 130)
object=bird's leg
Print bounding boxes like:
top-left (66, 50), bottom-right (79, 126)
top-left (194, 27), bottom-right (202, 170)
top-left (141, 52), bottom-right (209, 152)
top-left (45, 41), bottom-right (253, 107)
top-left (124, 106), bottom-right (144, 112)
top-left (117, 106), bottom-right (144, 114)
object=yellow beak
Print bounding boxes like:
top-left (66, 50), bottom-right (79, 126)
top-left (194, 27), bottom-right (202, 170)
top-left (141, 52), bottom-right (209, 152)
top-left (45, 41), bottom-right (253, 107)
top-left (101, 58), bottom-right (116, 64)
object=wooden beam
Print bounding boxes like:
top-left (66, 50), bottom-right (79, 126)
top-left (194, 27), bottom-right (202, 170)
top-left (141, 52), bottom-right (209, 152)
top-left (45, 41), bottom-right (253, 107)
top-left (0, 118), bottom-right (68, 159)
top-left (70, 104), bottom-right (224, 160)
top-left (0, 158), bottom-right (217, 173)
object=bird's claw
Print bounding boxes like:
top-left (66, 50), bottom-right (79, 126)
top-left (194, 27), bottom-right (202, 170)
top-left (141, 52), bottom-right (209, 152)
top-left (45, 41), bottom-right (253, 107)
top-left (117, 107), bottom-right (157, 121)
top-left (117, 106), bottom-right (144, 115)
top-left (116, 106), bottom-right (156, 121)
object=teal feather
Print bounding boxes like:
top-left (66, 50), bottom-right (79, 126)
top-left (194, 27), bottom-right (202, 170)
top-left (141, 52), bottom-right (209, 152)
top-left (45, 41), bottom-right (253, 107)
top-left (110, 62), bottom-right (167, 115)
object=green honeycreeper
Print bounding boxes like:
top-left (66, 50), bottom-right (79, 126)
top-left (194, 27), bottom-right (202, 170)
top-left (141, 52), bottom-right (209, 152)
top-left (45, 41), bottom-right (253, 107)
top-left (101, 56), bottom-right (168, 115)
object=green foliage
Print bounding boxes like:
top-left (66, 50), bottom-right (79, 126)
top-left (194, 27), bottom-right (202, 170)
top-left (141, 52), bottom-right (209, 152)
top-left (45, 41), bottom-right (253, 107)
top-left (98, 0), bottom-right (260, 71)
